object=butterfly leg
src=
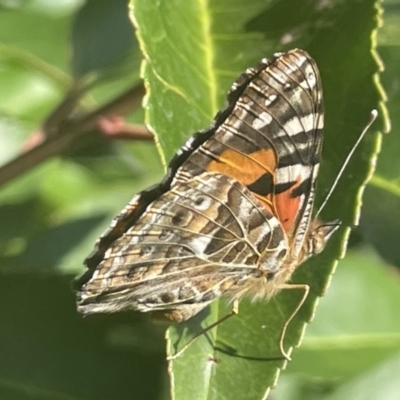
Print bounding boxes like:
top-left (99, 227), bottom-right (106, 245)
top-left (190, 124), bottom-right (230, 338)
top-left (167, 300), bottom-right (239, 360)
top-left (277, 284), bottom-right (310, 361)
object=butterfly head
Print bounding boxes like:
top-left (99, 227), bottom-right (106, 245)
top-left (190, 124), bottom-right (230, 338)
top-left (304, 219), bottom-right (341, 258)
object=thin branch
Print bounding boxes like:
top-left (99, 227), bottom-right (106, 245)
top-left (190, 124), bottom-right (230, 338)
top-left (96, 117), bottom-right (153, 141)
top-left (0, 83), bottom-right (150, 188)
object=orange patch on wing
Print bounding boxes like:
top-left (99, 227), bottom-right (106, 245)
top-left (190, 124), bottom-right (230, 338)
top-left (207, 148), bottom-right (276, 184)
top-left (207, 148), bottom-right (277, 212)
top-left (274, 178), bottom-right (301, 234)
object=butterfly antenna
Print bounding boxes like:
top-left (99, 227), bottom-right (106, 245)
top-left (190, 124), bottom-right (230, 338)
top-left (315, 109), bottom-right (378, 219)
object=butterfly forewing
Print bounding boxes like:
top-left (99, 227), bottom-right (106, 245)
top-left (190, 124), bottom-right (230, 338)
top-left (75, 49), bottom-right (335, 324)
top-left (173, 51), bottom-right (323, 242)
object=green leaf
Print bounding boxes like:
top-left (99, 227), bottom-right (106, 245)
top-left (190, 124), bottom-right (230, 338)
top-left (0, 1), bottom-right (393, 399)
top-left (71, 0), bottom-right (137, 78)
top-left (0, 7), bottom-right (72, 127)
top-left (323, 353), bottom-right (400, 400)
top-left (131, 0), bottom-right (267, 163)
top-left (0, 274), bottom-right (166, 400)
top-left (131, 0), bottom-right (385, 398)
top-left (285, 249), bottom-right (400, 380)
top-left (361, 0), bottom-right (400, 268)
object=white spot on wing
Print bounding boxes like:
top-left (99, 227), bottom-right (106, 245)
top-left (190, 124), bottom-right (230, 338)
top-left (276, 164), bottom-right (311, 185)
top-left (188, 234), bottom-right (214, 256)
top-left (265, 94), bottom-right (277, 107)
top-left (252, 111), bottom-right (273, 130)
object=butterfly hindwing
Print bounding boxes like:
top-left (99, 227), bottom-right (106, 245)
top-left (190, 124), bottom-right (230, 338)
top-left (77, 173), bottom-right (287, 318)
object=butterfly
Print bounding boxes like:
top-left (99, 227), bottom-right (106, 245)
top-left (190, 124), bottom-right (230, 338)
top-left (74, 49), bottom-right (339, 356)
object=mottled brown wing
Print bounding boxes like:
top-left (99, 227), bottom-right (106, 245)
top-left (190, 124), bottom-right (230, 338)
top-left (77, 173), bottom-right (287, 319)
